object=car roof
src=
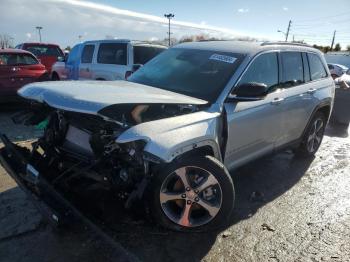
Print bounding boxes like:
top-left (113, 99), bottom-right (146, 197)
top-left (0, 48), bottom-right (34, 54)
top-left (174, 40), bottom-right (322, 56)
top-left (83, 39), bottom-right (167, 48)
top-left (20, 42), bottom-right (61, 47)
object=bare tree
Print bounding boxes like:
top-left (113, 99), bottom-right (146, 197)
top-left (0, 34), bottom-right (13, 48)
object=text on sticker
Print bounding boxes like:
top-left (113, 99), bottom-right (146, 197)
top-left (209, 54), bottom-right (237, 64)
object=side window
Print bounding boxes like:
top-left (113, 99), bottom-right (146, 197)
top-left (81, 45), bottom-right (95, 63)
top-left (328, 64), bottom-right (334, 70)
top-left (237, 52), bottom-right (278, 89)
top-left (133, 46), bottom-right (166, 65)
top-left (308, 53), bottom-right (327, 80)
top-left (97, 43), bottom-right (127, 65)
top-left (281, 52), bottom-right (304, 87)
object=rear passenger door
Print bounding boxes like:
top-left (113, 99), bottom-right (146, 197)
top-left (79, 44), bottom-right (95, 80)
top-left (276, 52), bottom-right (320, 147)
top-left (91, 43), bottom-right (129, 80)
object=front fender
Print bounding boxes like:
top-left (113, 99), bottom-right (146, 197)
top-left (116, 111), bottom-right (222, 163)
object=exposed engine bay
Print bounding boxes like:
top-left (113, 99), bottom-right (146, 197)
top-left (11, 102), bottom-right (200, 209)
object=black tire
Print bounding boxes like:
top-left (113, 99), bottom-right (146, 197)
top-left (150, 155), bottom-right (235, 232)
top-left (295, 111), bottom-right (326, 157)
top-left (51, 73), bottom-right (60, 81)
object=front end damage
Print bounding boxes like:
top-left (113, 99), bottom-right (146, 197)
top-left (0, 100), bottom-right (207, 225)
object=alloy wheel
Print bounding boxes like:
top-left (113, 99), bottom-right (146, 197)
top-left (306, 118), bottom-right (324, 153)
top-left (159, 166), bottom-right (222, 228)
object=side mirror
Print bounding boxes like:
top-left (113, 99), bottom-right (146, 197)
top-left (228, 82), bottom-right (268, 102)
top-left (132, 64), bottom-right (143, 72)
top-left (57, 56), bottom-right (65, 62)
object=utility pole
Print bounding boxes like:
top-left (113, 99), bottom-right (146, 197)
top-left (330, 30), bottom-right (336, 51)
top-left (164, 13), bottom-right (175, 46)
top-left (285, 20), bottom-right (291, 42)
top-left (36, 26), bottom-right (43, 43)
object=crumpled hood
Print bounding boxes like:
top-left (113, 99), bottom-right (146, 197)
top-left (18, 80), bottom-right (207, 114)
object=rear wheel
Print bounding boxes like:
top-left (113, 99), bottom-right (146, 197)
top-left (295, 112), bottom-right (326, 157)
top-left (150, 155), bottom-right (235, 232)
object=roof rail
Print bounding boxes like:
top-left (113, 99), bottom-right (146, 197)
top-left (261, 41), bottom-right (312, 47)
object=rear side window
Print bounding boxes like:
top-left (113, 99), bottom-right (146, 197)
top-left (0, 53), bottom-right (38, 66)
top-left (24, 45), bottom-right (63, 57)
top-left (81, 45), bottom-right (95, 63)
top-left (97, 43), bottom-right (127, 65)
top-left (308, 53), bottom-right (327, 80)
top-left (281, 52), bottom-right (304, 87)
top-left (133, 46), bottom-right (166, 65)
top-left (238, 52), bottom-right (278, 89)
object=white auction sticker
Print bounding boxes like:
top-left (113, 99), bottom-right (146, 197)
top-left (209, 54), bottom-right (237, 64)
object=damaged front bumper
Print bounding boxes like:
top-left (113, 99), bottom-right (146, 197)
top-left (0, 134), bottom-right (85, 227)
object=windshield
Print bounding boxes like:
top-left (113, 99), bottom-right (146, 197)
top-left (128, 48), bottom-right (244, 102)
top-left (24, 45), bottom-right (64, 58)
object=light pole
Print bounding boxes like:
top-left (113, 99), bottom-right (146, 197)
top-left (164, 13), bottom-right (175, 46)
top-left (36, 26), bottom-right (43, 43)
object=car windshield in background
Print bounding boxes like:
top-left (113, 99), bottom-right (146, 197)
top-left (0, 54), bottom-right (38, 66)
top-left (25, 45), bottom-right (63, 57)
top-left (129, 48), bottom-right (244, 102)
top-left (133, 46), bottom-right (166, 65)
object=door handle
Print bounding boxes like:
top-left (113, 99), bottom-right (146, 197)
top-left (307, 88), bottom-right (316, 94)
top-left (86, 68), bottom-right (90, 72)
top-left (271, 97), bottom-right (284, 105)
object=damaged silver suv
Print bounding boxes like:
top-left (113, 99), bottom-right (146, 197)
top-left (0, 41), bottom-right (334, 232)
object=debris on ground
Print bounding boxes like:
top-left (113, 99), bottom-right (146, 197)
top-left (261, 223), bottom-right (276, 232)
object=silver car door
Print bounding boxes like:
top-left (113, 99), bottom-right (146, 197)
top-left (224, 52), bottom-right (284, 170)
top-left (275, 52), bottom-right (322, 147)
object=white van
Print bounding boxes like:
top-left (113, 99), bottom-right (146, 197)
top-left (51, 39), bottom-right (167, 81)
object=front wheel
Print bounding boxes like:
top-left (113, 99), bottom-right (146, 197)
top-left (150, 155), bottom-right (235, 232)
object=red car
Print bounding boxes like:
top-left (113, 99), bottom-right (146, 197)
top-left (16, 43), bottom-right (64, 73)
top-left (0, 49), bottom-right (48, 102)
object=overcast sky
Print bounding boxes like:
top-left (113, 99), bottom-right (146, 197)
top-left (0, 0), bottom-right (349, 49)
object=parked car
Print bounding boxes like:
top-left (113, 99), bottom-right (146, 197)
top-left (327, 63), bottom-right (348, 79)
top-left (51, 40), bottom-right (167, 81)
top-left (330, 74), bottom-right (350, 127)
top-left (0, 48), bottom-right (48, 102)
top-left (15, 43), bottom-right (64, 73)
top-left (0, 41), bottom-right (334, 232)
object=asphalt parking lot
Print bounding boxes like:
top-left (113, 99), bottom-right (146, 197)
top-left (0, 107), bottom-right (349, 262)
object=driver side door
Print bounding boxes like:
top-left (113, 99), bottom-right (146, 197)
top-left (224, 52), bottom-right (285, 170)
